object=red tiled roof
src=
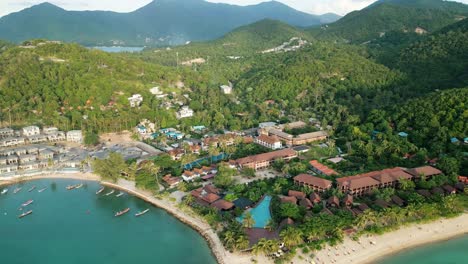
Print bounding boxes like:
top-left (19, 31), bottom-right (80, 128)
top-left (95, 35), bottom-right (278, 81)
top-left (288, 190), bottom-right (306, 199)
top-left (236, 149), bottom-right (297, 165)
top-left (299, 198), bottom-right (313, 208)
top-left (256, 134), bottom-right (280, 145)
top-left (281, 196), bottom-right (297, 204)
top-left (406, 166), bottom-right (442, 178)
top-left (211, 199), bottom-right (234, 210)
top-left (337, 167), bottom-right (412, 190)
top-left (327, 196), bottom-right (339, 206)
top-left (309, 192), bottom-right (321, 203)
top-left (294, 174), bottom-right (332, 189)
top-left (309, 160), bottom-right (338, 176)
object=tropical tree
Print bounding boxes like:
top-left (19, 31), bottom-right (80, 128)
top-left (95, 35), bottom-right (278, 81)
top-left (243, 212), bottom-right (255, 228)
top-left (280, 227), bottom-right (303, 247)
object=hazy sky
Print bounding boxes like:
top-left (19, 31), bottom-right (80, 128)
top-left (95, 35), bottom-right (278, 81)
top-left (1, 0), bottom-right (468, 17)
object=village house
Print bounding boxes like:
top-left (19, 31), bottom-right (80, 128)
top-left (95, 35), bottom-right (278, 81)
top-left (176, 106), bottom-right (194, 119)
top-left (162, 175), bottom-right (181, 188)
top-left (47, 131), bottom-right (66, 142)
top-left (0, 128), bottom-right (14, 138)
top-left (168, 148), bottom-right (184, 160)
top-left (255, 134), bottom-right (282, 150)
top-left (66, 130), bottom-right (83, 143)
top-left (128, 94), bottom-right (143, 107)
top-left (190, 185), bottom-right (234, 211)
top-left (0, 137), bottom-right (25, 147)
top-left (22, 126), bottom-right (40, 137)
top-left (27, 134), bottom-right (48, 144)
top-left (293, 173), bottom-right (333, 192)
top-left (309, 192), bottom-right (321, 204)
top-left (182, 170), bottom-right (200, 182)
top-left (220, 84), bottom-right (233, 94)
top-left (0, 164), bottom-right (18, 174)
top-left (236, 148), bottom-right (297, 171)
top-left (42, 127), bottom-right (58, 134)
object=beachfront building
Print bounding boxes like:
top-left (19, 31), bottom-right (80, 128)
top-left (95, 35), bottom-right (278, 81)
top-left (42, 127), bottom-right (59, 134)
top-left (66, 130), bottom-right (83, 143)
top-left (293, 174), bottom-right (333, 192)
top-left (0, 128), bottom-right (14, 138)
top-left (0, 137), bottom-right (25, 147)
top-left (236, 148), bottom-right (297, 171)
top-left (176, 106), bottom-right (194, 119)
top-left (22, 126), bottom-right (40, 137)
top-left (337, 167), bottom-right (413, 196)
top-left (128, 94), bottom-right (143, 107)
top-left (255, 134), bottom-right (282, 150)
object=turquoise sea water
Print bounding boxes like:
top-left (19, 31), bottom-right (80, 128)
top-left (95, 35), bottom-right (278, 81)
top-left (377, 235), bottom-right (468, 264)
top-left (0, 179), bottom-right (216, 264)
top-left (236, 195), bottom-right (272, 228)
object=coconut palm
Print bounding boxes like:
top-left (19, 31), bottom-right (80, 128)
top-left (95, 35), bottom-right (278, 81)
top-left (223, 231), bottom-right (237, 249)
top-left (265, 219), bottom-right (277, 232)
top-left (280, 227), bottom-right (303, 247)
top-left (243, 212), bottom-right (255, 228)
top-left (234, 235), bottom-right (249, 251)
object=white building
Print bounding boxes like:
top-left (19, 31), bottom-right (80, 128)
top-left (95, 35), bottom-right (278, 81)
top-left (66, 130), bottom-right (83, 143)
top-left (0, 128), bottom-right (14, 138)
top-left (255, 134), bottom-right (282, 150)
top-left (42, 127), bottom-right (59, 134)
top-left (128, 94), bottom-right (143, 108)
top-left (22, 126), bottom-right (40, 137)
top-left (176, 106), bottom-right (194, 119)
top-left (220, 84), bottom-right (233, 94)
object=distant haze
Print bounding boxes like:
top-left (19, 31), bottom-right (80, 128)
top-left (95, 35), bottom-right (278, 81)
top-left (2, 0), bottom-right (467, 18)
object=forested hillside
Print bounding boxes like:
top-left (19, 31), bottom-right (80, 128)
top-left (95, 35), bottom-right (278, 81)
top-left (309, 0), bottom-right (468, 44)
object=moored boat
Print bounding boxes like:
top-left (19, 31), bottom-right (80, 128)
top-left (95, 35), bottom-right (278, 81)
top-left (28, 186), bottom-right (36, 192)
top-left (18, 210), bottom-right (33, 218)
top-left (66, 185), bottom-right (76, 190)
top-left (96, 186), bottom-right (105, 194)
top-left (1, 188), bottom-right (8, 195)
top-left (21, 199), bottom-right (34, 207)
top-left (38, 187), bottom-right (47, 193)
top-left (105, 190), bottom-right (115, 196)
top-left (115, 208), bottom-right (130, 217)
top-left (116, 192), bottom-right (124, 197)
top-left (135, 209), bottom-right (149, 217)
top-left (13, 187), bottom-right (22, 194)
top-left (75, 183), bottom-right (83, 189)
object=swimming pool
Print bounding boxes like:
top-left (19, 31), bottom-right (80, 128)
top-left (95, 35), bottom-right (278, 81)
top-left (236, 195), bottom-right (272, 228)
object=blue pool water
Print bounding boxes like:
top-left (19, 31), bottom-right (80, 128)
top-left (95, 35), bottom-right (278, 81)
top-left (236, 195), bottom-right (272, 228)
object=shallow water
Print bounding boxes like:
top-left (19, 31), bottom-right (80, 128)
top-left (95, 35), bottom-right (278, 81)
top-left (0, 179), bottom-right (216, 264)
top-left (377, 235), bottom-right (468, 264)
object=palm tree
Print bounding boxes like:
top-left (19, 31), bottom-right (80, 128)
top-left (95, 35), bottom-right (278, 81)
top-left (223, 231), bottom-right (236, 250)
top-left (208, 144), bottom-right (220, 163)
top-left (234, 235), bottom-right (249, 251)
top-left (265, 219), bottom-right (277, 232)
top-left (243, 212), bottom-right (255, 228)
top-left (280, 227), bottom-right (303, 247)
top-left (272, 182), bottom-right (282, 194)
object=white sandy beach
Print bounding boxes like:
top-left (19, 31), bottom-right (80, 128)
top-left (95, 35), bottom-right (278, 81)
top-left (2, 173), bottom-right (466, 264)
top-left (293, 214), bottom-right (468, 264)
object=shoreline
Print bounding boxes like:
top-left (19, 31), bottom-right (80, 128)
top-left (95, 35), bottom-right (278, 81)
top-left (3, 175), bottom-right (467, 264)
top-left (0, 174), bottom-right (262, 264)
top-left (298, 213), bottom-right (468, 264)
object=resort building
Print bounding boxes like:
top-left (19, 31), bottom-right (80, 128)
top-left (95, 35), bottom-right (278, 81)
top-left (162, 175), bottom-right (181, 188)
top-left (267, 128), bottom-right (328, 146)
top-left (176, 106), bottom-right (194, 119)
top-left (236, 148), bottom-right (297, 171)
top-left (309, 160), bottom-right (339, 176)
top-left (293, 174), bottom-right (333, 192)
top-left (191, 185), bottom-right (234, 211)
top-left (255, 134), bottom-right (282, 150)
top-left (182, 170), bottom-right (200, 182)
top-left (406, 166), bottom-right (442, 179)
top-left (220, 84), bottom-right (233, 94)
top-left (42, 127), bottom-right (59, 134)
top-left (66, 130), bottom-right (83, 143)
top-left (337, 167), bottom-right (414, 196)
top-left (128, 94), bottom-right (143, 107)
top-left (22, 126), bottom-right (40, 137)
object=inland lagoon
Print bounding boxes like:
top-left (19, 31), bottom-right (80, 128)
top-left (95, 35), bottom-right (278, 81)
top-left (0, 179), bottom-right (217, 264)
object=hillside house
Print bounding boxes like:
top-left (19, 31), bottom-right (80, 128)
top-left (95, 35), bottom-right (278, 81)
top-left (128, 94), bottom-right (143, 107)
top-left (22, 126), bottom-right (40, 137)
top-left (176, 106), bottom-right (194, 119)
top-left (66, 130), bottom-right (83, 143)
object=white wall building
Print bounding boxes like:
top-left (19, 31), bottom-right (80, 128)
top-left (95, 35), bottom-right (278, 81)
top-left (0, 128), bottom-right (14, 138)
top-left (42, 127), bottom-right (59, 134)
top-left (220, 84), bottom-right (232, 94)
top-left (128, 94), bottom-right (143, 107)
top-left (255, 134), bottom-right (282, 150)
top-left (22, 126), bottom-right (40, 137)
top-left (66, 130), bottom-right (83, 143)
top-left (176, 106), bottom-right (194, 119)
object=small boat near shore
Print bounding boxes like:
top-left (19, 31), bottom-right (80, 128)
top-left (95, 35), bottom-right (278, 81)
top-left (19, 210), bottom-right (33, 218)
top-left (75, 183), bottom-right (83, 189)
top-left (116, 192), bottom-right (124, 197)
top-left (21, 200), bottom-right (34, 207)
top-left (1, 188), bottom-right (8, 195)
top-left (105, 190), bottom-right (115, 196)
top-left (96, 187), bottom-right (105, 194)
top-left (135, 209), bottom-right (149, 217)
top-left (38, 187), bottom-right (47, 193)
top-left (66, 185), bottom-right (76, 190)
top-left (115, 208), bottom-right (130, 217)
top-left (28, 186), bottom-right (36, 192)
top-left (13, 187), bottom-right (22, 194)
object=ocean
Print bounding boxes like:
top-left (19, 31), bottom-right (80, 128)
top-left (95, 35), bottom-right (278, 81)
top-left (377, 235), bottom-right (468, 264)
top-left (0, 179), bottom-right (217, 264)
